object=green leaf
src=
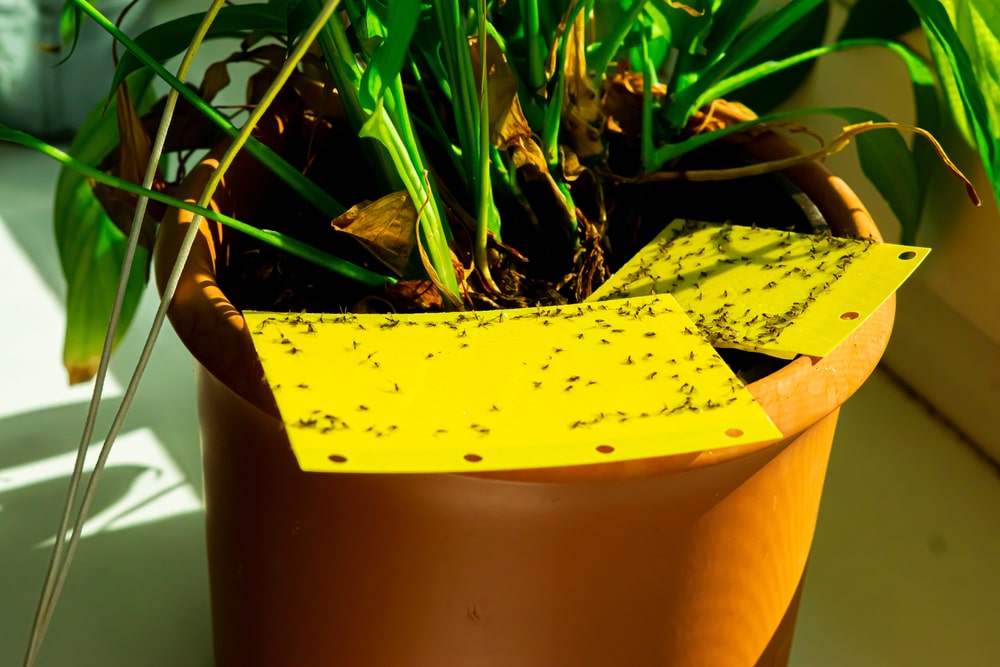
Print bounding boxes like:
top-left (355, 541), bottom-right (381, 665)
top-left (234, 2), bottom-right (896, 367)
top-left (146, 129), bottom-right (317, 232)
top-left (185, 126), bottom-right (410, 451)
top-left (648, 0), bottom-right (703, 57)
top-left (53, 77), bottom-right (155, 383)
top-left (358, 1), bottom-right (424, 113)
top-left (678, 33), bottom-right (939, 242)
top-left (57, 181), bottom-right (150, 384)
top-left (717, 0), bottom-right (825, 77)
top-left (429, 0), bottom-right (482, 184)
top-left (702, 38), bottom-right (934, 115)
top-left (57, 1), bottom-right (83, 62)
top-left (587, 0), bottom-right (653, 85)
top-left (728, 0), bottom-right (828, 114)
top-left (0, 123), bottom-right (392, 330)
top-left (284, 0), bottom-right (310, 45)
top-left (699, 0), bottom-right (760, 59)
top-left (668, 0), bottom-right (825, 127)
top-left (343, 1), bottom-right (460, 301)
top-left (838, 1), bottom-right (940, 219)
top-left (909, 0), bottom-right (1000, 208)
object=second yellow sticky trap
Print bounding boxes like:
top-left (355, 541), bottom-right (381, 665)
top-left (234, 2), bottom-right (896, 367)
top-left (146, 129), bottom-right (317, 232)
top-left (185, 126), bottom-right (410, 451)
top-left (590, 220), bottom-right (928, 358)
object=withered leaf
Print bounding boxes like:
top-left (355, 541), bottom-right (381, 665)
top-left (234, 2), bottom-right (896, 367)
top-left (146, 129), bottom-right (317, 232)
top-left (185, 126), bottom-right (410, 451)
top-left (666, 1), bottom-right (705, 18)
top-left (470, 32), bottom-right (531, 150)
top-left (602, 63), bottom-right (667, 138)
top-left (330, 191), bottom-right (417, 277)
top-left (92, 82), bottom-right (161, 253)
top-left (560, 146), bottom-right (587, 182)
top-left (470, 33), bottom-right (576, 238)
top-left (685, 98), bottom-right (759, 135)
top-left (562, 8), bottom-right (604, 162)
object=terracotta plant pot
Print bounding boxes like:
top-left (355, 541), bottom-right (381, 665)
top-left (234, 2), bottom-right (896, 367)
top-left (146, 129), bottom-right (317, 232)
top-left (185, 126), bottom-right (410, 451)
top-left (155, 121), bottom-right (894, 666)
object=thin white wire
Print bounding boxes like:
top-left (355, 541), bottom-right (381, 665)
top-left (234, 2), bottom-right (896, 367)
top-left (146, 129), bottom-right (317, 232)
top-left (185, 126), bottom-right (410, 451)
top-left (23, 2), bottom-right (229, 665)
top-left (22, 1), bottom-right (343, 664)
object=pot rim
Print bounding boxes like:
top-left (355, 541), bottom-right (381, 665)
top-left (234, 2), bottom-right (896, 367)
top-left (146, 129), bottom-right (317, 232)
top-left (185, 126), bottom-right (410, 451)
top-left (155, 127), bottom-right (894, 483)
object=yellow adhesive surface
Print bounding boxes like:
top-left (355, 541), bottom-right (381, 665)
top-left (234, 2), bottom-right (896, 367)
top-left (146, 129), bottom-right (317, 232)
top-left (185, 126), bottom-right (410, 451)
top-left (589, 220), bottom-right (929, 358)
top-left (245, 295), bottom-right (781, 473)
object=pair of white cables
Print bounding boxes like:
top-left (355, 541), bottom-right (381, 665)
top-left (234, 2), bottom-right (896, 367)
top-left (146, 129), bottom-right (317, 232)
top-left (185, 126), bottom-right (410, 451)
top-left (22, 1), bottom-right (343, 664)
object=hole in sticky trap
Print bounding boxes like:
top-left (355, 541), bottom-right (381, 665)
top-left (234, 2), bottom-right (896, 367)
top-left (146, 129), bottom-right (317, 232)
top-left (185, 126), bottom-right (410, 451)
top-left (840, 311), bottom-right (859, 321)
top-left (328, 454), bottom-right (348, 463)
top-left (898, 251), bottom-right (917, 261)
top-left (725, 428), bottom-right (744, 438)
top-left (596, 445), bottom-right (615, 454)
top-left (464, 453), bottom-right (483, 463)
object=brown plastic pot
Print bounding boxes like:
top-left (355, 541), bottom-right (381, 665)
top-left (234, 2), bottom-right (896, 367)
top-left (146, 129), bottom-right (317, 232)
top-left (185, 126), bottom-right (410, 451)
top-left (155, 122), bottom-right (894, 666)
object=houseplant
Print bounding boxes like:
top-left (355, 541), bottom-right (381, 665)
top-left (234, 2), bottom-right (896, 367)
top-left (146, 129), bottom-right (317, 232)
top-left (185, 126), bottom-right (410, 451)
top-left (3, 0), bottom-right (994, 665)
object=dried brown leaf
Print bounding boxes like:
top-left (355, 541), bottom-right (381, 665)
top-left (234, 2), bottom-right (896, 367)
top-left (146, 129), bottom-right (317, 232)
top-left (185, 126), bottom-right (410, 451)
top-left (92, 83), bottom-right (160, 251)
top-left (561, 9), bottom-right (604, 162)
top-left (415, 222), bottom-right (466, 311)
top-left (666, 1), bottom-right (705, 18)
top-left (686, 98), bottom-right (759, 135)
top-left (469, 34), bottom-right (575, 235)
top-left (383, 279), bottom-right (445, 311)
top-left (330, 191), bottom-right (418, 276)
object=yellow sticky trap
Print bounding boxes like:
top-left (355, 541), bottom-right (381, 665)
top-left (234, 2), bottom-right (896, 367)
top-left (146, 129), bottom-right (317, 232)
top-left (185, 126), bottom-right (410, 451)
top-left (244, 294), bottom-right (781, 474)
top-left (589, 220), bottom-right (929, 359)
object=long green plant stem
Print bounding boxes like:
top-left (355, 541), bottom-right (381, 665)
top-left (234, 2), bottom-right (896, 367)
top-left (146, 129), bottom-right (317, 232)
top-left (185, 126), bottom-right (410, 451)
top-left (474, 0), bottom-right (498, 292)
top-left (587, 0), bottom-right (650, 89)
top-left (359, 86), bottom-right (462, 304)
top-left (22, 2), bottom-right (229, 664)
top-left (432, 0), bottom-right (480, 186)
top-left (540, 0), bottom-right (589, 167)
top-left (409, 57), bottom-right (466, 178)
top-left (68, 0), bottom-right (348, 219)
top-left (541, 32), bottom-right (566, 167)
top-left (306, 0), bottom-right (401, 193)
top-left (520, 0), bottom-right (546, 93)
top-left (640, 25), bottom-right (656, 172)
top-left (21, 4), bottom-right (344, 665)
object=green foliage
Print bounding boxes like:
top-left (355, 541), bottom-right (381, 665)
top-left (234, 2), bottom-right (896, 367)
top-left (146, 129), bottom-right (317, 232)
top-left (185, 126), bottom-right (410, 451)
top-left (52, 77), bottom-right (153, 379)
top-left (728, 1), bottom-right (828, 114)
top-left (2, 126), bottom-right (393, 287)
top-left (909, 0), bottom-right (1000, 210)
top-left (2, 0), bottom-right (998, 363)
